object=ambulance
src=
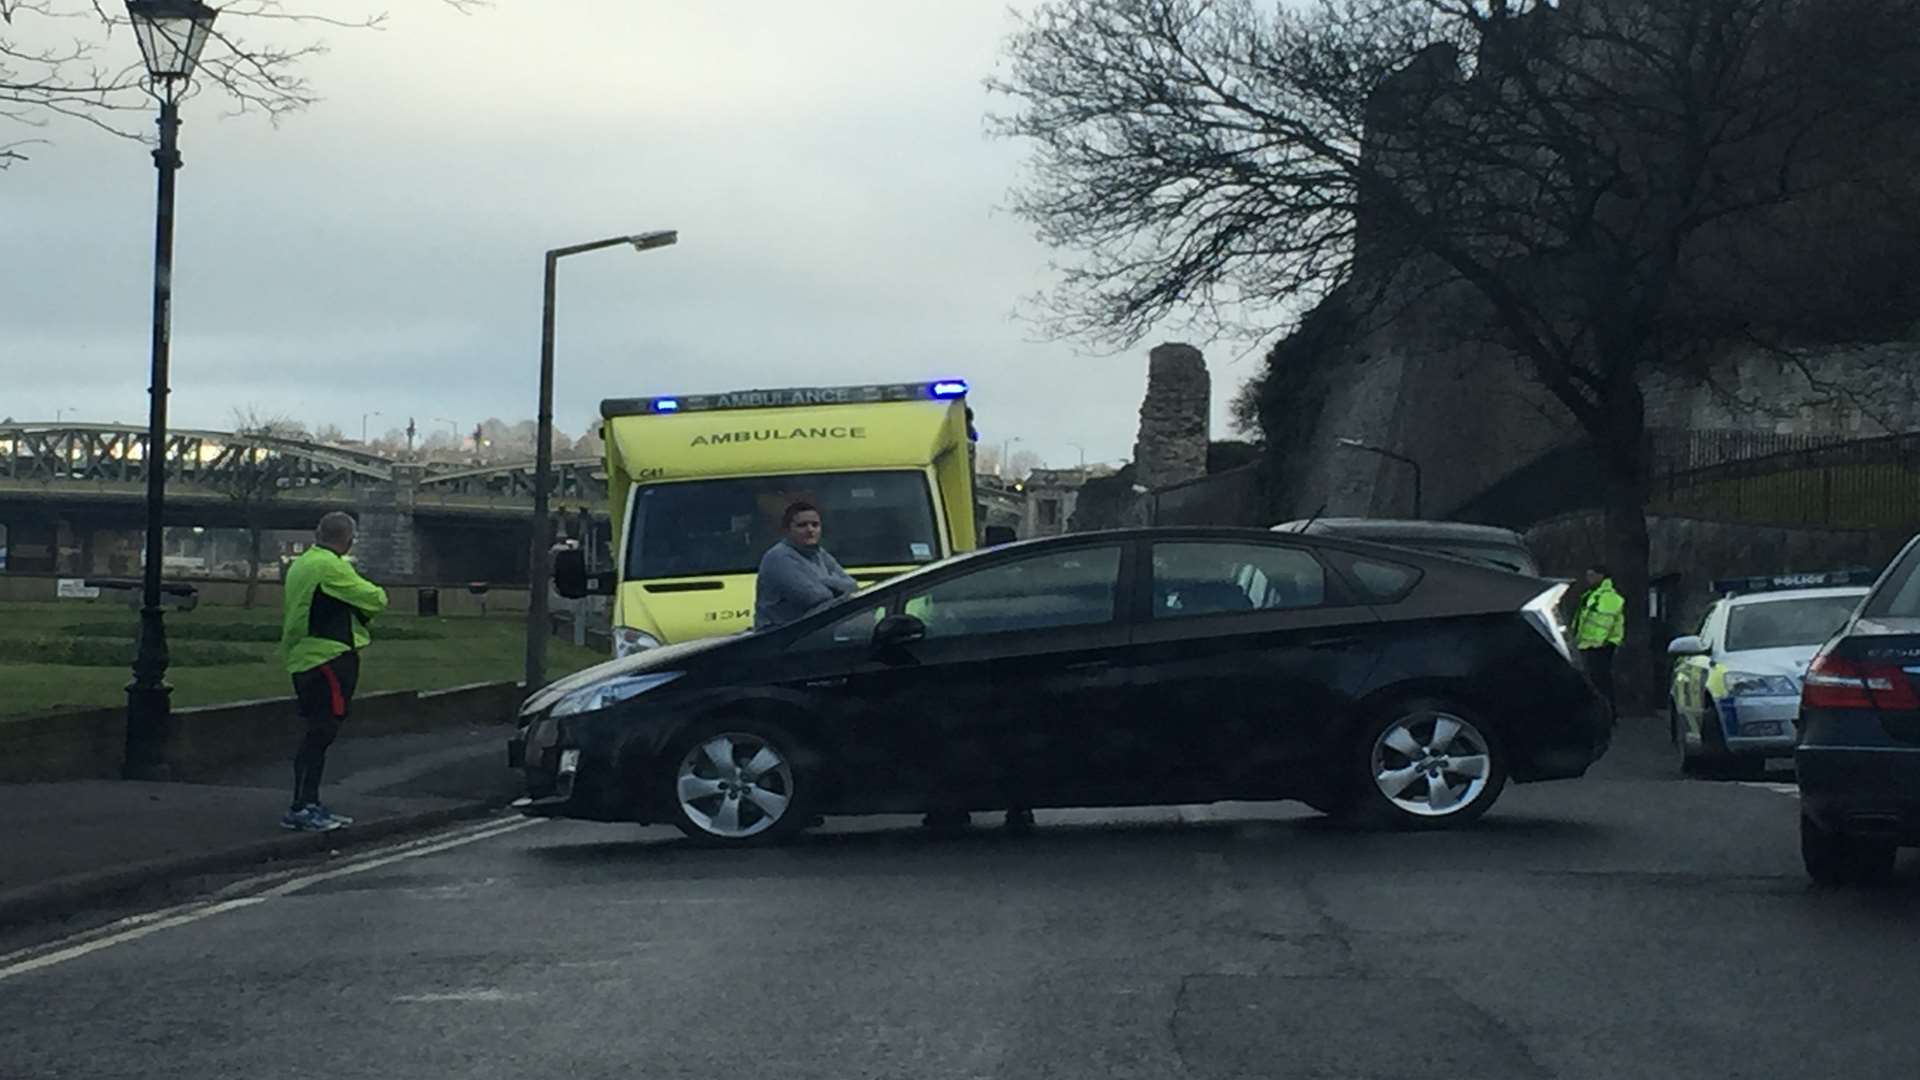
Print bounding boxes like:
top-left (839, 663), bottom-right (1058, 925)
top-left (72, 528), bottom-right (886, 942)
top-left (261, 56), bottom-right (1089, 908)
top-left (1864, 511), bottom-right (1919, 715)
top-left (556, 379), bottom-right (980, 656)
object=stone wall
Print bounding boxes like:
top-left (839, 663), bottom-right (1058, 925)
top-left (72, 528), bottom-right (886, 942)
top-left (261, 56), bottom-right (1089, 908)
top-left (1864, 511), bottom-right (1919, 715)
top-left (1278, 286), bottom-right (1920, 524)
top-left (0, 680), bottom-right (523, 783)
top-left (1132, 343), bottom-right (1212, 492)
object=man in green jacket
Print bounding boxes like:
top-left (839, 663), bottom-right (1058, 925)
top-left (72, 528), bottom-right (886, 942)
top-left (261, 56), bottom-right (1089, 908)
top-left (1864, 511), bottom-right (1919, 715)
top-left (279, 511), bottom-right (389, 831)
top-left (1575, 563), bottom-right (1626, 713)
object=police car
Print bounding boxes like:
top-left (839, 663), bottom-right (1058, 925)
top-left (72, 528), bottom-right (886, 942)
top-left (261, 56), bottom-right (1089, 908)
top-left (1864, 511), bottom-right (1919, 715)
top-left (1668, 571), bottom-right (1874, 777)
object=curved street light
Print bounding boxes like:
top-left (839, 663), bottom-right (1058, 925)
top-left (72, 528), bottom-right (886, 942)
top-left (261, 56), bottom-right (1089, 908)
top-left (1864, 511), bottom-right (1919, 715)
top-left (526, 229), bottom-right (680, 693)
top-left (1336, 436), bottom-right (1423, 519)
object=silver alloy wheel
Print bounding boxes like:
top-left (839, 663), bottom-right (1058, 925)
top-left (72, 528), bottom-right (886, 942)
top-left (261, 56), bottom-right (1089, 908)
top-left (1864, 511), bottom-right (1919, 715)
top-left (675, 732), bottom-right (795, 839)
top-left (1370, 711), bottom-right (1493, 818)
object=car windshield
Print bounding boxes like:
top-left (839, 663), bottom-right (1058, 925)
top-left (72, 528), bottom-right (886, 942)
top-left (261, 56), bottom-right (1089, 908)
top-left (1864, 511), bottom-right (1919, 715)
top-left (1725, 595), bottom-right (1863, 651)
top-left (626, 471), bottom-right (941, 580)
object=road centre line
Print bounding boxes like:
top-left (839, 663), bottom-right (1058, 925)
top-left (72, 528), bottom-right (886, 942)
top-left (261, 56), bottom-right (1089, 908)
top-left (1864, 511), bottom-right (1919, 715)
top-left (0, 816), bottom-right (541, 982)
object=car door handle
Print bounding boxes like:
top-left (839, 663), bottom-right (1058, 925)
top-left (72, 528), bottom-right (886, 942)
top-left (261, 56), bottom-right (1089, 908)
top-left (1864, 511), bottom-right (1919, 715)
top-left (803, 677), bottom-right (848, 688)
top-left (1064, 659), bottom-right (1113, 672)
top-left (1306, 635), bottom-right (1362, 649)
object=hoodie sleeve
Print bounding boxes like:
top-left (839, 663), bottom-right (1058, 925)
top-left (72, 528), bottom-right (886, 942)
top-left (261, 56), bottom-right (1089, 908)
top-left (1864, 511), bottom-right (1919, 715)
top-left (821, 550), bottom-right (859, 596)
top-left (320, 556), bottom-right (389, 618)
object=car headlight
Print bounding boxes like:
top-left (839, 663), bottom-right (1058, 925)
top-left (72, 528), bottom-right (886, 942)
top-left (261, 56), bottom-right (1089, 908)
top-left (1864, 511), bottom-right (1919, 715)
top-left (550, 671), bottom-right (685, 718)
top-left (1723, 672), bottom-right (1798, 698)
top-left (613, 627), bottom-right (661, 658)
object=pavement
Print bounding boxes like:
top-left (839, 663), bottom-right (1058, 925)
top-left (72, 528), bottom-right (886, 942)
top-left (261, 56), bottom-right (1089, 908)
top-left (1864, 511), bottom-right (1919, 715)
top-left (5, 715), bottom-right (1917, 1080)
top-left (0, 726), bottom-right (521, 931)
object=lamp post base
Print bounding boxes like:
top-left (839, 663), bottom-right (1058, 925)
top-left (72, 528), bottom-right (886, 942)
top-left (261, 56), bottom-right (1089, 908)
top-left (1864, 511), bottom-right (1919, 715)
top-left (124, 605), bottom-right (174, 781)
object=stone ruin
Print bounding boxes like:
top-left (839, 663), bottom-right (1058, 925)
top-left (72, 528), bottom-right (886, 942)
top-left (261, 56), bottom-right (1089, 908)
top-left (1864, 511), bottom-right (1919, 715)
top-left (1131, 343), bottom-right (1211, 492)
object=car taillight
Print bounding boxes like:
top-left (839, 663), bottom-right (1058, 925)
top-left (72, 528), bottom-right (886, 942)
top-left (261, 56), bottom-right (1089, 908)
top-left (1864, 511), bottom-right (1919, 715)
top-left (1802, 652), bottom-right (1920, 711)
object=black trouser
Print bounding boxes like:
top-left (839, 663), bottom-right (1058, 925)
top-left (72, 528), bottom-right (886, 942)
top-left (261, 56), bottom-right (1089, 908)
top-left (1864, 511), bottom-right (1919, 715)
top-left (291, 652), bottom-right (360, 807)
top-left (1585, 644), bottom-right (1617, 714)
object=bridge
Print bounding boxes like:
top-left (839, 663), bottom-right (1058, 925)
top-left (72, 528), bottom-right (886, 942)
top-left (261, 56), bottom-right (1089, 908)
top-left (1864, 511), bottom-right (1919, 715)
top-left (0, 422), bottom-right (607, 584)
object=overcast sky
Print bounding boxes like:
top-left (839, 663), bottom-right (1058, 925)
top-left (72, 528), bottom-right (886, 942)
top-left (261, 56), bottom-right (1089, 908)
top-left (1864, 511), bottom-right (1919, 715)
top-left (1, 1), bottom-right (1258, 467)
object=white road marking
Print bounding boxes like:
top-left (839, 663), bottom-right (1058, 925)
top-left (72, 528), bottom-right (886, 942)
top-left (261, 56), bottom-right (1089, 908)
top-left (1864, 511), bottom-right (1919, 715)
top-left (0, 898), bottom-right (265, 983)
top-left (258, 817), bottom-right (540, 899)
top-left (0, 816), bottom-right (542, 982)
top-left (392, 989), bottom-right (532, 1003)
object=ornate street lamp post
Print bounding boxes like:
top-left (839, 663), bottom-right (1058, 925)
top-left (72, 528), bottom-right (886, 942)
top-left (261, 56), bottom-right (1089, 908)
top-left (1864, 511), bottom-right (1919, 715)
top-left (123, 0), bottom-right (218, 779)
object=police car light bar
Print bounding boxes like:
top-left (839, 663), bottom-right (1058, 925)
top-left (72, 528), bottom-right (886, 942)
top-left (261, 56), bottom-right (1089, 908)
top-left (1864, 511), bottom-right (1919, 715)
top-left (1711, 568), bottom-right (1880, 595)
top-left (601, 380), bottom-right (969, 418)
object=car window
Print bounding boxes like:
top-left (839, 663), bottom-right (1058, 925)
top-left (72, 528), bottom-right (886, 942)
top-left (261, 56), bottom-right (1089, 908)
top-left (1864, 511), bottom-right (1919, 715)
top-left (1151, 542), bottom-right (1327, 618)
top-left (1343, 556), bottom-right (1422, 602)
top-left (1867, 549), bottom-right (1920, 618)
top-left (1725, 595), bottom-right (1863, 651)
top-left (790, 603), bottom-right (889, 652)
top-left (900, 545), bottom-right (1122, 639)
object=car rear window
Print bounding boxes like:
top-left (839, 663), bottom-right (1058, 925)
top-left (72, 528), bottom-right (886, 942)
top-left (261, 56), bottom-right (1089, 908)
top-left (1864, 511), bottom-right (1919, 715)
top-left (1725, 595), bottom-right (1863, 651)
top-left (1866, 544), bottom-right (1920, 618)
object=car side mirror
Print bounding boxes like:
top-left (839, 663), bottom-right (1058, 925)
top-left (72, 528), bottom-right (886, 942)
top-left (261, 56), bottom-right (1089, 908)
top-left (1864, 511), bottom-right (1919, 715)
top-left (872, 613), bottom-right (927, 654)
top-left (983, 525), bottom-right (1018, 547)
top-left (1667, 635), bottom-right (1710, 657)
top-left (551, 546), bottom-right (615, 599)
top-left (552, 546), bottom-right (588, 599)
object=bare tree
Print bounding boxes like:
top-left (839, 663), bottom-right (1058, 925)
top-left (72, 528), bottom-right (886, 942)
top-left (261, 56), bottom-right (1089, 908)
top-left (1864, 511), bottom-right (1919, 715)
top-left (221, 405), bottom-right (300, 607)
top-left (2, 1), bottom-right (483, 169)
top-left (992, 0), bottom-right (1920, 708)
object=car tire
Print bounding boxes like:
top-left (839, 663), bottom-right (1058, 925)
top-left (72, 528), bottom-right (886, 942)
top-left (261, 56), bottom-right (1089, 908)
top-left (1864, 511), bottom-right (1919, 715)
top-left (663, 717), bottom-right (814, 847)
top-left (1346, 699), bottom-right (1508, 830)
top-left (1801, 812), bottom-right (1897, 887)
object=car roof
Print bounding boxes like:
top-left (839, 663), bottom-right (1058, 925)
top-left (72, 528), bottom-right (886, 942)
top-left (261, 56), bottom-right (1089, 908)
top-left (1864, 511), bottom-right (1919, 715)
top-left (1272, 518), bottom-right (1528, 544)
top-left (1724, 587), bottom-right (1870, 606)
top-left (973, 525), bottom-right (1541, 580)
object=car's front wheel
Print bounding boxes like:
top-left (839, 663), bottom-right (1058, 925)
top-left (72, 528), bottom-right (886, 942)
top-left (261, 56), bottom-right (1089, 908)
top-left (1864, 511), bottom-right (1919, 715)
top-left (1350, 700), bottom-right (1508, 829)
top-left (1801, 813), bottom-right (1897, 887)
top-left (664, 719), bottom-right (812, 846)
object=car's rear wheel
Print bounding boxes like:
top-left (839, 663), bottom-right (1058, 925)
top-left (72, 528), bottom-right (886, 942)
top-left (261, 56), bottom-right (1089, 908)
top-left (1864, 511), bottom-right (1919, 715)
top-left (1349, 700), bottom-right (1508, 829)
top-left (664, 719), bottom-right (812, 846)
top-left (1801, 812), bottom-right (1897, 886)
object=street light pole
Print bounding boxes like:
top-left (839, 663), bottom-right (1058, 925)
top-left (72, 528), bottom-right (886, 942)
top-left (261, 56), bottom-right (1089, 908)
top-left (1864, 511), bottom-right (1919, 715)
top-left (361, 410), bottom-right (382, 444)
top-left (123, 0), bottom-right (217, 781)
top-left (525, 229), bottom-right (677, 695)
top-left (1067, 442), bottom-right (1086, 469)
top-left (1336, 437), bottom-right (1423, 519)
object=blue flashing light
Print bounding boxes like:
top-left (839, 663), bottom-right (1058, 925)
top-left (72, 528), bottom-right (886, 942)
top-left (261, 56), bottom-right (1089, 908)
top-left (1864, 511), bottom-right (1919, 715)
top-left (930, 380), bottom-right (969, 399)
top-left (654, 398), bottom-right (680, 413)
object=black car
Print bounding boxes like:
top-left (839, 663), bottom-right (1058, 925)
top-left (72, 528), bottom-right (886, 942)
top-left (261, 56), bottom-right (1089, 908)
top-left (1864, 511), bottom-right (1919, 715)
top-left (511, 528), bottom-right (1609, 844)
top-left (1797, 535), bottom-right (1920, 884)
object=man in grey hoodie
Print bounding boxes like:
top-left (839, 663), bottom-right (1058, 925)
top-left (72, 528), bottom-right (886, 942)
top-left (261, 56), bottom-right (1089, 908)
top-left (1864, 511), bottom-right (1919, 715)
top-left (754, 501), bottom-right (860, 631)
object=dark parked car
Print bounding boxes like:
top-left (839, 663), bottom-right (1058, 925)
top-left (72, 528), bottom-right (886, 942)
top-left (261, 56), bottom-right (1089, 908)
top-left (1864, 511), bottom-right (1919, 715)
top-left (1272, 518), bottom-right (1542, 577)
top-left (511, 528), bottom-right (1609, 844)
top-left (1797, 536), bottom-right (1920, 884)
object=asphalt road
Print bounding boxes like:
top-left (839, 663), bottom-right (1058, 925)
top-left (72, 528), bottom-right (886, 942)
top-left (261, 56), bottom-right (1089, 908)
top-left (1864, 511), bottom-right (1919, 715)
top-left (2, 719), bottom-right (1916, 1080)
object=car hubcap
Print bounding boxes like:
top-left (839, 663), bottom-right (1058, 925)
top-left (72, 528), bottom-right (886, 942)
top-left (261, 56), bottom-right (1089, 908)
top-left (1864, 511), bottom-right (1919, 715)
top-left (676, 733), bottom-right (794, 839)
top-left (1371, 711), bottom-right (1492, 818)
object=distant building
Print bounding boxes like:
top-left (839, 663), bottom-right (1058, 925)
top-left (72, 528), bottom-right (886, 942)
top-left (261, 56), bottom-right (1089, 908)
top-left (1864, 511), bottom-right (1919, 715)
top-left (1021, 466), bottom-right (1113, 538)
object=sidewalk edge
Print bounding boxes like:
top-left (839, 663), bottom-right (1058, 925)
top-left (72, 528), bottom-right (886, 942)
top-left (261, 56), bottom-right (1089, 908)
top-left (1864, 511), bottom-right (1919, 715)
top-left (0, 799), bottom-right (506, 930)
